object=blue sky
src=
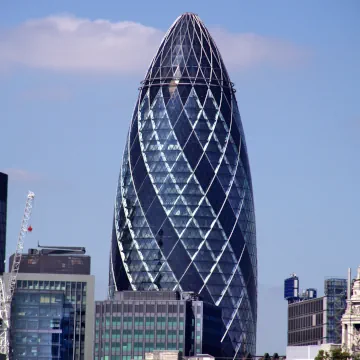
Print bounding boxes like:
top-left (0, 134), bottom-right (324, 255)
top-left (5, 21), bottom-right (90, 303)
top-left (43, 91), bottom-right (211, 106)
top-left (1, 0), bottom-right (359, 354)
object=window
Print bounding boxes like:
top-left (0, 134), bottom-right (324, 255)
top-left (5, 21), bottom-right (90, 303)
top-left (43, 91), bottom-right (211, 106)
top-left (122, 343), bottom-right (131, 351)
top-left (105, 317), bottom-right (111, 327)
top-left (157, 330), bottom-right (165, 342)
top-left (168, 330), bottom-right (177, 342)
top-left (156, 343), bottom-right (165, 350)
top-left (40, 295), bottom-right (50, 304)
top-left (145, 330), bottom-right (154, 341)
top-left (146, 316), bottom-right (155, 327)
top-left (123, 317), bottom-right (132, 328)
top-left (134, 329), bottom-right (143, 341)
top-left (112, 329), bottom-right (121, 341)
top-left (134, 317), bottom-right (143, 327)
top-left (112, 316), bottom-right (121, 327)
top-left (168, 317), bottom-right (177, 328)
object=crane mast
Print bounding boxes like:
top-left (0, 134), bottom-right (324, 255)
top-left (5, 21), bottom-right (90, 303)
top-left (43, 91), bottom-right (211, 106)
top-left (0, 191), bottom-right (35, 358)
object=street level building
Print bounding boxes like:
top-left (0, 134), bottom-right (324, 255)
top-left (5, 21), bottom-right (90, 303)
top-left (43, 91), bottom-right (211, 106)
top-left (6, 245), bottom-right (94, 360)
top-left (0, 172), bottom-right (8, 275)
top-left (94, 291), bottom-right (223, 360)
top-left (110, 12), bottom-right (257, 357)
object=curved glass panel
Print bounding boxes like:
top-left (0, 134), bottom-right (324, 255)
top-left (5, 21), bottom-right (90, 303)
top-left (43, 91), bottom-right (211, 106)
top-left (110, 13), bottom-right (257, 357)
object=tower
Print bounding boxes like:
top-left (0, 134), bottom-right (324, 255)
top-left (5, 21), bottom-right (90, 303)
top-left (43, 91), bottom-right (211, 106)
top-left (342, 267), bottom-right (360, 352)
top-left (110, 13), bottom-right (257, 356)
top-left (0, 172), bottom-right (8, 275)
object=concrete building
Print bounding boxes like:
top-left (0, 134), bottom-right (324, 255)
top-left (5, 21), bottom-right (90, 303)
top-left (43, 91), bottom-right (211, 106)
top-left (286, 344), bottom-right (340, 360)
top-left (288, 297), bottom-right (326, 345)
top-left (145, 350), bottom-right (215, 360)
top-left (94, 291), bottom-right (223, 360)
top-left (285, 275), bottom-right (347, 346)
top-left (6, 245), bottom-right (94, 360)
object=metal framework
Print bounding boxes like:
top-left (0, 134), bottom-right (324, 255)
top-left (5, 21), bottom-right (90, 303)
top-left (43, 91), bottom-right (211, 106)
top-left (0, 191), bottom-right (35, 357)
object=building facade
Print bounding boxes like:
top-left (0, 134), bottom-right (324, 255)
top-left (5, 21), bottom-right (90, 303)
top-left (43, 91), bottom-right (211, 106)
top-left (7, 246), bottom-right (94, 360)
top-left (286, 276), bottom-right (347, 346)
top-left (341, 267), bottom-right (360, 353)
top-left (109, 12), bottom-right (257, 357)
top-left (0, 172), bottom-right (8, 275)
top-left (288, 296), bottom-right (326, 346)
top-left (9, 247), bottom-right (90, 275)
top-left (94, 291), bottom-right (223, 360)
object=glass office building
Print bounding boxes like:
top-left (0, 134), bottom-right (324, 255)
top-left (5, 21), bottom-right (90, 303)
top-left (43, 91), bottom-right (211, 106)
top-left (7, 246), bottom-right (94, 359)
top-left (10, 275), bottom-right (94, 360)
top-left (110, 13), bottom-right (257, 356)
top-left (0, 172), bottom-right (8, 275)
top-left (11, 289), bottom-right (64, 359)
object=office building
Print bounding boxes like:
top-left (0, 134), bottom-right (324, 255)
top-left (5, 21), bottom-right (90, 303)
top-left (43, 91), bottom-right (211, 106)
top-left (9, 246), bottom-right (90, 275)
top-left (0, 172), bottom-right (8, 275)
top-left (7, 245), bottom-right (94, 360)
top-left (109, 12), bottom-right (257, 357)
top-left (94, 291), bottom-right (223, 360)
top-left (288, 296), bottom-right (326, 345)
top-left (285, 275), bottom-right (346, 346)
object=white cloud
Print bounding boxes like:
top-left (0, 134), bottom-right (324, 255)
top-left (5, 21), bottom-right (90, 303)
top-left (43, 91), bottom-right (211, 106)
top-left (2, 168), bottom-right (41, 182)
top-left (211, 29), bottom-right (309, 69)
top-left (0, 15), bottom-right (308, 74)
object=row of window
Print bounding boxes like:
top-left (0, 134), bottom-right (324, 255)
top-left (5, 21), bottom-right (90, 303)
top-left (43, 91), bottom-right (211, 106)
top-left (97, 302), bottom-right (184, 314)
top-left (17, 280), bottom-right (87, 292)
top-left (96, 316), bottom-right (184, 329)
top-left (96, 330), bottom-right (184, 341)
top-left (288, 299), bottom-right (323, 317)
top-left (99, 329), bottom-right (180, 337)
top-left (288, 326), bottom-right (323, 344)
top-left (288, 313), bottom-right (323, 331)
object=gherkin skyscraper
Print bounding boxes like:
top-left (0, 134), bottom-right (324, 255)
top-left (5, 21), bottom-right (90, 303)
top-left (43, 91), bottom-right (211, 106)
top-left (110, 13), bottom-right (257, 356)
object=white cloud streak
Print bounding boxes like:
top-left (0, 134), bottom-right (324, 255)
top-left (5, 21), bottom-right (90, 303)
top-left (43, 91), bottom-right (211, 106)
top-left (0, 15), bottom-right (308, 74)
top-left (2, 168), bottom-right (42, 182)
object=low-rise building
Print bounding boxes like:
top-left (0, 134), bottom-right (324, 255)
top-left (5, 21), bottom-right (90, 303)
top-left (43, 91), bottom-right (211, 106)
top-left (6, 245), bottom-right (94, 360)
top-left (94, 291), bottom-right (223, 360)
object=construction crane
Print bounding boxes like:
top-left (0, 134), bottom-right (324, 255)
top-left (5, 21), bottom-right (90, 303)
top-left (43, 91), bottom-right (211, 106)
top-left (0, 191), bottom-right (35, 358)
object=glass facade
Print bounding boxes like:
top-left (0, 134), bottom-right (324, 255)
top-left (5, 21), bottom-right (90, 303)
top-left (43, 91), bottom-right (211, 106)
top-left (0, 172), bottom-right (8, 275)
top-left (109, 13), bottom-right (257, 356)
top-left (11, 290), bottom-right (63, 359)
top-left (11, 280), bottom-right (89, 360)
